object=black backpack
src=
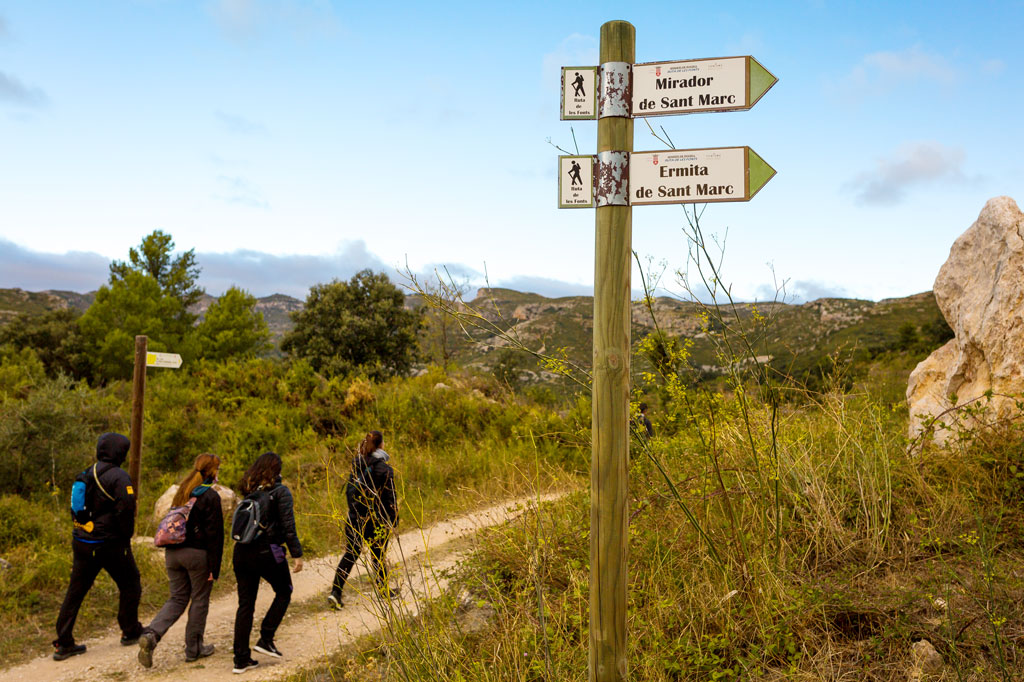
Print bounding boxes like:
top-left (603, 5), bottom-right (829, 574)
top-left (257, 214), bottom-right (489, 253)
top-left (69, 463), bottom-right (115, 533)
top-left (231, 489), bottom-right (272, 544)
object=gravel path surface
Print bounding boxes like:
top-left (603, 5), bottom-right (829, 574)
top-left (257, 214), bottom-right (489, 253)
top-left (2, 494), bottom-right (558, 682)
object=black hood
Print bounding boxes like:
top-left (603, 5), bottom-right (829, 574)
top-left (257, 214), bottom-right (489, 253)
top-left (96, 432), bottom-right (131, 466)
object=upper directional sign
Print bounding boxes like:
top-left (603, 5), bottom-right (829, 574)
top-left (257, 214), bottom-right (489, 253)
top-left (630, 147), bottom-right (775, 205)
top-left (632, 56), bottom-right (776, 117)
top-left (146, 352), bottom-right (182, 369)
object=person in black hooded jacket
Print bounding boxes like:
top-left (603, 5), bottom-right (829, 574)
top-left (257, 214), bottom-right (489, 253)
top-left (54, 432), bottom-right (143, 661)
top-left (327, 430), bottom-right (398, 609)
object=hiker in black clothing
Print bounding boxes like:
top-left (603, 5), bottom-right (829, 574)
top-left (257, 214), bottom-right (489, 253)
top-left (138, 453), bottom-right (224, 668)
top-left (637, 402), bottom-right (655, 439)
top-left (231, 452), bottom-right (303, 675)
top-left (54, 432), bottom-right (143, 661)
top-left (328, 430), bottom-right (399, 609)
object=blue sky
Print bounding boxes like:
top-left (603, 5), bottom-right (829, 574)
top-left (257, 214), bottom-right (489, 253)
top-left (1, 0), bottom-right (1021, 302)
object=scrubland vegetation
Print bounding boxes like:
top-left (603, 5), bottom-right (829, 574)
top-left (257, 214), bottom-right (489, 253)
top-left (1, 222), bottom-right (1021, 680)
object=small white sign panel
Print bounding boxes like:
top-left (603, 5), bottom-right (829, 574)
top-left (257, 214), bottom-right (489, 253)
top-left (630, 148), bottom-right (747, 205)
top-left (558, 155), bottom-right (594, 208)
top-left (633, 57), bottom-right (748, 117)
top-left (146, 352), bottom-right (182, 369)
top-left (561, 66), bottom-right (598, 120)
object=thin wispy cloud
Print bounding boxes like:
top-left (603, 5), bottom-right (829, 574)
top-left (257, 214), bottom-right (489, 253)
top-left (0, 70), bottom-right (49, 108)
top-left (216, 110), bottom-right (267, 135)
top-left (542, 33), bottom-right (598, 92)
top-left (835, 45), bottom-right (958, 99)
top-left (214, 175), bottom-right (269, 209)
top-left (207, 0), bottom-right (339, 42)
top-left (845, 141), bottom-right (974, 206)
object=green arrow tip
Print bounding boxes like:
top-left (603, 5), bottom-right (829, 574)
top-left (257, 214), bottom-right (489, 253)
top-left (748, 57), bottom-right (778, 107)
top-left (747, 148), bottom-right (776, 199)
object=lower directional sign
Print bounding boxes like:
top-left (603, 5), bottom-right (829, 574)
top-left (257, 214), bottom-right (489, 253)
top-left (629, 146), bottom-right (775, 205)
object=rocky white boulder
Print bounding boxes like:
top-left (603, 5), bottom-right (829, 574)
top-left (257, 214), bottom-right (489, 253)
top-left (908, 196), bottom-right (1024, 442)
top-left (152, 482), bottom-right (239, 522)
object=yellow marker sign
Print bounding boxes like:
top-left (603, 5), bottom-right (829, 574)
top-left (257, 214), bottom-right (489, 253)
top-left (126, 486), bottom-right (134, 495)
top-left (145, 352), bottom-right (182, 369)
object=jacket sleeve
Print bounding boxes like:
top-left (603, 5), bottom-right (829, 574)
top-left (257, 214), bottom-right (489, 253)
top-left (113, 470), bottom-right (137, 541)
top-left (275, 486), bottom-right (303, 558)
top-left (203, 492), bottom-right (225, 579)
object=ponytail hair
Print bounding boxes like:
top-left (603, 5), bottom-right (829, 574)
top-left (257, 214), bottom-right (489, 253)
top-left (358, 431), bottom-right (384, 458)
top-left (172, 453), bottom-right (221, 507)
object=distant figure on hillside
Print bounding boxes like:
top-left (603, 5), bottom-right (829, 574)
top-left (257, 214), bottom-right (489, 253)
top-left (138, 454), bottom-right (224, 668)
top-left (54, 433), bottom-right (143, 661)
top-left (328, 430), bottom-right (399, 610)
top-left (636, 402), bottom-right (655, 439)
top-left (231, 452), bottom-right (304, 675)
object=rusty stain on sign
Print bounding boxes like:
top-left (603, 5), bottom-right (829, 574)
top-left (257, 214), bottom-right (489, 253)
top-left (598, 62), bottom-right (632, 119)
top-left (596, 150), bottom-right (629, 207)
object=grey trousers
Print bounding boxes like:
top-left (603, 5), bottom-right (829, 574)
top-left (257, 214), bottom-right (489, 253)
top-left (146, 546), bottom-right (213, 657)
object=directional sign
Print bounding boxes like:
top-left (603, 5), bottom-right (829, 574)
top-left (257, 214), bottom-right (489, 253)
top-left (561, 66), bottom-right (598, 120)
top-left (146, 352), bottom-right (182, 369)
top-left (558, 155), bottom-right (595, 208)
top-left (629, 147), bottom-right (775, 205)
top-left (632, 56), bottom-right (776, 117)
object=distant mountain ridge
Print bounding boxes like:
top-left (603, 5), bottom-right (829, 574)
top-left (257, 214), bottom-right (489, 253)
top-left (1, 286), bottom-right (948, 380)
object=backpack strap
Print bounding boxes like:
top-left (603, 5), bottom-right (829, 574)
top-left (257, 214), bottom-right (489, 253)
top-left (92, 463), bottom-right (116, 502)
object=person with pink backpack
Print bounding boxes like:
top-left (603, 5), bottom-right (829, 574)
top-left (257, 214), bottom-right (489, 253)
top-left (138, 454), bottom-right (224, 667)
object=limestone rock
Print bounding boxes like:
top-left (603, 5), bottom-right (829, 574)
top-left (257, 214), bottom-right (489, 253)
top-left (152, 483), bottom-right (239, 522)
top-left (909, 639), bottom-right (943, 678)
top-left (908, 197), bottom-right (1024, 441)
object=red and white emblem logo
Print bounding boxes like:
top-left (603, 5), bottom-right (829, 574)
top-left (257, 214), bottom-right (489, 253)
top-left (653, 154), bottom-right (659, 165)
top-left (656, 66), bottom-right (662, 77)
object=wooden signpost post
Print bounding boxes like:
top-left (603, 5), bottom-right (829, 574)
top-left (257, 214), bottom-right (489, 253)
top-left (128, 336), bottom-right (182, 504)
top-left (557, 21), bottom-right (777, 682)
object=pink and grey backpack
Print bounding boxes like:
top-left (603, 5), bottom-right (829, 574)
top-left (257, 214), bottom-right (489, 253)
top-left (154, 498), bottom-right (197, 547)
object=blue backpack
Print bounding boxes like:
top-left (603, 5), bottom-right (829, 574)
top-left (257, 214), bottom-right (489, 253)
top-left (69, 463), bottom-right (116, 533)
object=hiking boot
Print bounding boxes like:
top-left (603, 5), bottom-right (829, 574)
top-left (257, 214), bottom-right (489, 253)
top-left (120, 633), bottom-right (140, 646)
top-left (137, 631), bottom-right (157, 668)
top-left (327, 593), bottom-right (343, 610)
top-left (53, 643), bottom-right (86, 661)
top-left (185, 643), bottom-right (215, 662)
top-left (253, 639), bottom-right (282, 658)
top-left (233, 658), bottom-right (259, 674)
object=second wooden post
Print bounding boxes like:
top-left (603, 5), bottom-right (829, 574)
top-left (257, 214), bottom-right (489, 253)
top-left (128, 335), bottom-right (147, 503)
top-left (591, 19), bottom-right (633, 682)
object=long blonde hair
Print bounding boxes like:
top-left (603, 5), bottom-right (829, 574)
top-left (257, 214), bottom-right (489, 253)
top-left (172, 453), bottom-right (220, 507)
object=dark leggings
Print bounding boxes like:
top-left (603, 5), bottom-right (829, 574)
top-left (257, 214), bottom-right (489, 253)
top-left (332, 515), bottom-right (390, 596)
top-left (232, 543), bottom-right (292, 666)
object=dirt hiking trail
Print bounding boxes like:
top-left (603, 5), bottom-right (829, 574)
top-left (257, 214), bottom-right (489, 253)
top-left (1, 494), bottom-right (560, 682)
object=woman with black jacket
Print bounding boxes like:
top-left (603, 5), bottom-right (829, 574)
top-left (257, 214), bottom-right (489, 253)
top-left (138, 453), bottom-right (224, 667)
top-left (231, 451), bottom-right (303, 675)
top-left (328, 430), bottom-right (399, 609)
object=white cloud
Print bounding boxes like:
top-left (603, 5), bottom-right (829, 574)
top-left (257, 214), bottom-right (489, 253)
top-left (845, 141), bottom-right (972, 206)
top-left (542, 34), bottom-right (598, 92)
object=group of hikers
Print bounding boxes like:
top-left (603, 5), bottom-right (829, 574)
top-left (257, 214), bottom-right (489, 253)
top-left (53, 429), bottom-right (399, 675)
